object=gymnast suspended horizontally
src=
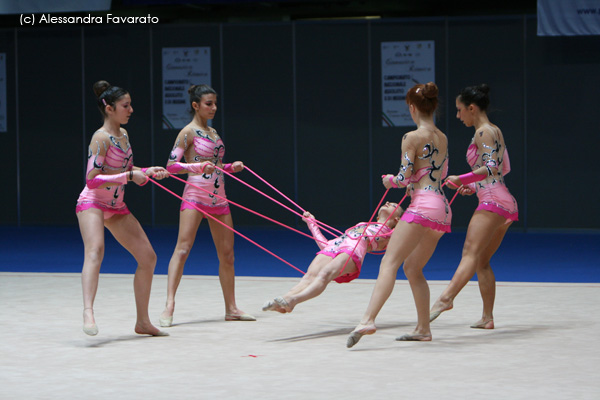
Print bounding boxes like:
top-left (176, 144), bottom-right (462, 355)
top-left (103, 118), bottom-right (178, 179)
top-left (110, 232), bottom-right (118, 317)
top-left (262, 202), bottom-right (404, 314)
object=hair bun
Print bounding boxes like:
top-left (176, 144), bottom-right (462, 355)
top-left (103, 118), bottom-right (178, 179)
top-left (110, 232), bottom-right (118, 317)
top-left (477, 83), bottom-right (490, 95)
top-left (93, 80), bottom-right (111, 98)
top-left (187, 85), bottom-right (198, 95)
top-left (423, 82), bottom-right (439, 99)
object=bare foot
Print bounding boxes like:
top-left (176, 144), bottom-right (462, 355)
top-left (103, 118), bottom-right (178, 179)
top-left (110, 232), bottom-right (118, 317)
top-left (135, 322), bottom-right (169, 336)
top-left (429, 299), bottom-right (454, 322)
top-left (346, 324), bottom-right (376, 348)
top-left (470, 318), bottom-right (494, 329)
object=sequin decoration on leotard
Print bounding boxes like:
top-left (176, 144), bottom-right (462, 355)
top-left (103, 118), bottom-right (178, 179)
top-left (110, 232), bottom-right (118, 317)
top-left (179, 128), bottom-right (230, 215)
top-left (76, 131), bottom-right (133, 217)
top-left (465, 133), bottom-right (518, 222)
top-left (400, 142), bottom-right (452, 231)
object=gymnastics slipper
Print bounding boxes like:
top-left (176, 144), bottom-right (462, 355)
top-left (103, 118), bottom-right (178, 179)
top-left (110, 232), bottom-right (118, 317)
top-left (429, 310), bottom-right (443, 322)
top-left (395, 333), bottom-right (432, 341)
top-left (225, 313), bottom-right (256, 321)
top-left (346, 325), bottom-right (376, 348)
top-left (262, 299), bottom-right (279, 312)
top-left (159, 315), bottom-right (173, 327)
top-left (83, 323), bottom-right (98, 336)
top-left (346, 331), bottom-right (364, 348)
top-left (470, 319), bottom-right (494, 329)
top-left (273, 296), bottom-right (291, 313)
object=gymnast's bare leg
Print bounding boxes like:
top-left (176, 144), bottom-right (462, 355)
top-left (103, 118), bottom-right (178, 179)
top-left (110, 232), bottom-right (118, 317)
top-left (397, 228), bottom-right (444, 341)
top-left (105, 213), bottom-right (166, 336)
top-left (78, 208), bottom-right (106, 335)
top-left (430, 210), bottom-right (509, 327)
top-left (207, 213), bottom-right (254, 320)
top-left (159, 208), bottom-right (203, 326)
top-left (348, 221), bottom-right (431, 346)
top-left (263, 254), bottom-right (358, 313)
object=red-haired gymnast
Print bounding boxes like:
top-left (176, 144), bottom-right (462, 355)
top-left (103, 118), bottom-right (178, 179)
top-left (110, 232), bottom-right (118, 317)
top-left (347, 82), bottom-right (451, 347)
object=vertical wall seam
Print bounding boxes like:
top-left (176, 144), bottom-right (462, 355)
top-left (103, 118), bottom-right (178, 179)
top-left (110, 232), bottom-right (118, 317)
top-left (367, 21), bottom-right (373, 212)
top-left (81, 27), bottom-right (86, 189)
top-left (219, 24), bottom-right (225, 138)
top-left (292, 22), bottom-right (298, 227)
top-left (14, 28), bottom-right (20, 226)
top-left (445, 17), bottom-right (450, 141)
top-left (522, 15), bottom-right (528, 231)
top-left (149, 27), bottom-right (155, 226)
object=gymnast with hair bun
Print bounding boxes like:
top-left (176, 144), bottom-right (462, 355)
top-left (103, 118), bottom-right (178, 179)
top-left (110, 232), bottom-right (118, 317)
top-left (262, 202), bottom-right (404, 314)
top-left (429, 84), bottom-right (518, 330)
top-left (76, 80), bottom-right (169, 337)
top-left (347, 82), bottom-right (451, 347)
top-left (158, 84), bottom-right (255, 327)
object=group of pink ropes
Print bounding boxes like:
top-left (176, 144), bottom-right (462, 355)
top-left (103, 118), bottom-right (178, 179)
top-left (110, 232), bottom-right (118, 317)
top-left (148, 166), bottom-right (461, 276)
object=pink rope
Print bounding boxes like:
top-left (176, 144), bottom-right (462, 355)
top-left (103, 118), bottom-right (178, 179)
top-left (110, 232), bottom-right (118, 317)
top-left (243, 165), bottom-right (306, 213)
top-left (148, 177), bottom-right (306, 275)
top-left (214, 165), bottom-right (343, 237)
top-left (442, 180), bottom-right (461, 206)
top-left (337, 189), bottom-right (409, 276)
top-left (363, 181), bottom-right (457, 262)
top-left (168, 173), bottom-right (330, 247)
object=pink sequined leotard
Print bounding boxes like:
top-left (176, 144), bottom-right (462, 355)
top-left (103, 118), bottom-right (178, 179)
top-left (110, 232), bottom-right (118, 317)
top-left (395, 140), bottom-right (452, 233)
top-left (76, 129), bottom-right (133, 219)
top-left (167, 127), bottom-right (230, 215)
top-left (465, 129), bottom-right (518, 222)
top-left (307, 219), bottom-right (392, 283)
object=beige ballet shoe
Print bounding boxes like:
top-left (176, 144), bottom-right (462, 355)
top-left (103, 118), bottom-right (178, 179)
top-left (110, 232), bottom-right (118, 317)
top-left (429, 310), bottom-right (444, 322)
top-left (159, 315), bottom-right (173, 327)
top-left (83, 323), bottom-right (98, 336)
top-left (470, 319), bottom-right (494, 329)
top-left (346, 325), bottom-right (376, 348)
top-left (395, 333), bottom-right (432, 341)
top-left (83, 308), bottom-right (98, 336)
top-left (225, 313), bottom-right (256, 321)
top-left (262, 299), bottom-right (280, 312)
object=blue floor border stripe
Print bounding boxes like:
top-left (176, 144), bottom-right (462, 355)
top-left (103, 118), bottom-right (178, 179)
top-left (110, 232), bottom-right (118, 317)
top-left (1, 226), bottom-right (599, 283)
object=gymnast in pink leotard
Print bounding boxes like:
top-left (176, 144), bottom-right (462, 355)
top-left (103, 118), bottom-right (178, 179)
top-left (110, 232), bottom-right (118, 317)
top-left (348, 82), bottom-right (450, 347)
top-left (262, 202), bottom-right (403, 314)
top-left (76, 80), bottom-right (169, 337)
top-left (159, 84), bottom-right (254, 327)
top-left (76, 129), bottom-right (134, 218)
top-left (460, 130), bottom-right (518, 222)
top-left (430, 83), bottom-right (518, 331)
top-left (167, 126), bottom-right (229, 215)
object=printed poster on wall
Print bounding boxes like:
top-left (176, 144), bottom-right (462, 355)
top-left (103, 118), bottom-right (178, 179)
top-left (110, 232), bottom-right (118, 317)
top-left (162, 47), bottom-right (211, 130)
top-left (538, 0), bottom-right (600, 36)
top-left (381, 41), bottom-right (434, 127)
top-left (0, 53), bottom-right (6, 132)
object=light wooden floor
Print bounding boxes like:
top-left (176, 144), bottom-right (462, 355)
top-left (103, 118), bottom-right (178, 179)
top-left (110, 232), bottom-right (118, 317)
top-left (1, 272), bottom-right (599, 399)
